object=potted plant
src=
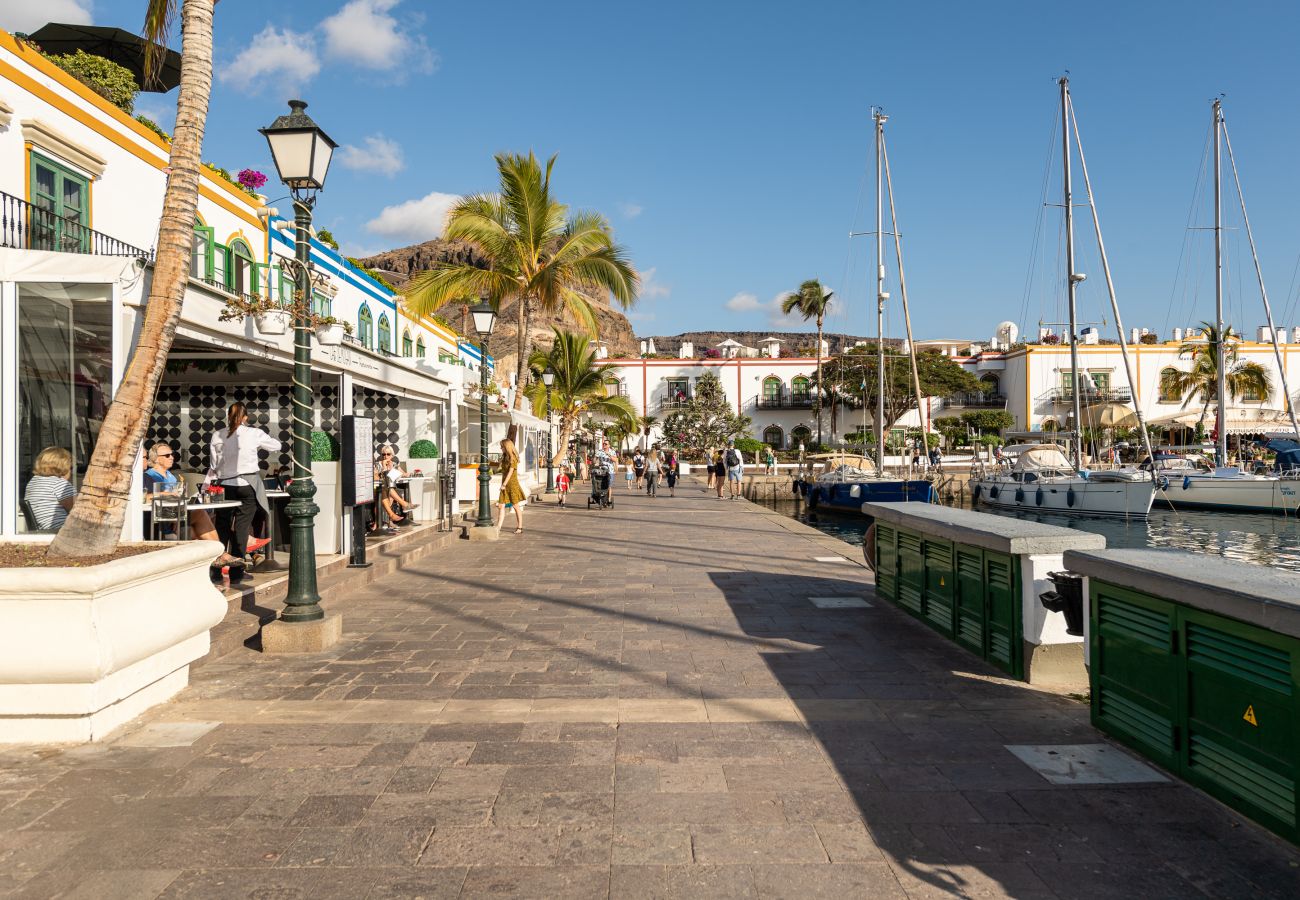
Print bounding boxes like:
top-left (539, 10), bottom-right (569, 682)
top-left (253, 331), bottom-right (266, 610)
top-left (406, 439), bottom-right (440, 514)
top-left (408, 439), bottom-right (439, 476)
top-left (310, 430), bottom-right (344, 553)
top-left (218, 295), bottom-right (290, 336)
top-left (313, 316), bottom-right (352, 346)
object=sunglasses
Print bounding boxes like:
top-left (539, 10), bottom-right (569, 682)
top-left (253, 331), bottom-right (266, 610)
top-left (157, 452), bottom-right (173, 458)
top-left (381, 453), bottom-right (393, 457)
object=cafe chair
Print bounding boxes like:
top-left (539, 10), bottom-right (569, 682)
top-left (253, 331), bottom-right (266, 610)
top-left (20, 499), bottom-right (57, 534)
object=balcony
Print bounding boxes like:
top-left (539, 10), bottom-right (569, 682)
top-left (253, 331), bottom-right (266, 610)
top-left (943, 392), bottom-right (1007, 409)
top-left (757, 395), bottom-right (813, 410)
top-left (1, 191), bottom-right (152, 259)
top-left (1044, 386), bottom-right (1133, 404)
top-left (660, 393), bottom-right (693, 411)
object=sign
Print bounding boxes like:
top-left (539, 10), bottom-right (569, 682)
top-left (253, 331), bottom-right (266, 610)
top-left (341, 415), bottom-right (374, 507)
top-left (1243, 705), bottom-right (1258, 727)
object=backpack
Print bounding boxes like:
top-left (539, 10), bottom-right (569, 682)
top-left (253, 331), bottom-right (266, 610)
top-left (725, 449), bottom-right (740, 468)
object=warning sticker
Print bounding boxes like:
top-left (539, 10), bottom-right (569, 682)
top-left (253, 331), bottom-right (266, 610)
top-left (1243, 705), bottom-right (1258, 727)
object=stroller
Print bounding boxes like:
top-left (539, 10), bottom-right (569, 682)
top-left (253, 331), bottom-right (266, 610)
top-left (587, 462), bottom-right (614, 509)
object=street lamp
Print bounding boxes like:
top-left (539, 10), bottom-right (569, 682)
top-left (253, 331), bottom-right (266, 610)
top-left (471, 299), bottom-right (497, 528)
top-left (542, 366), bottom-right (556, 493)
top-left (259, 99), bottom-right (336, 627)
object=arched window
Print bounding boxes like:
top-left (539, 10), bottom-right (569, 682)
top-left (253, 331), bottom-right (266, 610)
top-left (762, 376), bottom-right (782, 405)
top-left (416, 337), bottom-right (426, 357)
top-left (228, 238), bottom-right (257, 296)
top-left (790, 425), bottom-right (812, 447)
top-left (402, 329), bottom-right (413, 357)
top-left (1159, 368), bottom-right (1181, 403)
top-left (791, 376), bottom-right (811, 403)
top-left (1040, 418), bottom-right (1060, 432)
top-left (358, 305), bottom-right (373, 347)
top-left (762, 425), bottom-right (784, 448)
top-left (378, 314), bottom-right (392, 353)
top-left (979, 374), bottom-right (1000, 397)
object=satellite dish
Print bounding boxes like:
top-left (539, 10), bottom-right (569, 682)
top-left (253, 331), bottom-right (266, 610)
top-left (995, 321), bottom-right (1019, 348)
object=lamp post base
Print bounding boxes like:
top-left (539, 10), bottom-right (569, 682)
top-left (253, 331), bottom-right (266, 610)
top-left (261, 614), bottom-right (342, 654)
top-left (466, 524), bottom-right (500, 542)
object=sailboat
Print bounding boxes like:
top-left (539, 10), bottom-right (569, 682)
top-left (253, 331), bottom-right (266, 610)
top-left (1153, 100), bottom-right (1300, 514)
top-left (807, 108), bottom-right (933, 513)
top-left (972, 77), bottom-right (1156, 519)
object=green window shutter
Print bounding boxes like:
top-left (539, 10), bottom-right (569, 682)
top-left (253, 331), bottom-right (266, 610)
top-left (192, 225), bottom-right (215, 280)
top-left (29, 153), bottom-right (90, 252)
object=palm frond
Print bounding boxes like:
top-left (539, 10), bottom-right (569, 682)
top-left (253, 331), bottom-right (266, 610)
top-left (141, 0), bottom-right (179, 87)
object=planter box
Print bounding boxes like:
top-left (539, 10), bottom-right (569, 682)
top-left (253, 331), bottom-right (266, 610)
top-left (406, 467), bottom-right (440, 524)
top-left (312, 461), bottom-right (342, 553)
top-left (315, 323), bottom-right (346, 346)
top-left (0, 541), bottom-right (227, 743)
top-left (255, 310), bottom-right (291, 335)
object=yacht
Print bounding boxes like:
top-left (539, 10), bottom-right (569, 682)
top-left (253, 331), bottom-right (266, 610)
top-left (974, 444), bottom-right (1155, 518)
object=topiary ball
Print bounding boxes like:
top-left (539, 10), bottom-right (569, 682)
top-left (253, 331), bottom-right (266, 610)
top-left (311, 430), bottom-right (340, 461)
top-left (408, 439), bottom-right (439, 459)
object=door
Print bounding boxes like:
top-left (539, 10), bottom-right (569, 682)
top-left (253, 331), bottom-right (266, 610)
top-left (984, 551), bottom-right (1021, 677)
top-left (954, 548), bottom-right (985, 655)
top-left (30, 154), bottom-right (89, 253)
top-left (922, 539), bottom-right (955, 637)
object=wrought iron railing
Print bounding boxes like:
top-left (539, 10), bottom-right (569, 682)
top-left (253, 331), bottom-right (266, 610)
top-left (1044, 386), bottom-right (1133, 403)
top-left (660, 394), bottom-right (693, 410)
top-left (943, 392), bottom-right (1008, 408)
top-left (1, 191), bottom-right (152, 259)
top-left (757, 395), bottom-right (814, 410)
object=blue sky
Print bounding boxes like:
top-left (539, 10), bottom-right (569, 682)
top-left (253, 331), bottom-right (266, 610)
top-left (8, 1), bottom-right (1300, 342)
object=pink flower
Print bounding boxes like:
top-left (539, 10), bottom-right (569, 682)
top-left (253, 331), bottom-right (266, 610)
top-left (237, 169), bottom-right (268, 190)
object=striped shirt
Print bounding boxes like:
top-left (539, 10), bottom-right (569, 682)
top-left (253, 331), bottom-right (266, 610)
top-left (24, 475), bottom-right (74, 531)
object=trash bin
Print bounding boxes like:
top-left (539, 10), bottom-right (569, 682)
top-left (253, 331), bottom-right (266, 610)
top-left (1039, 571), bottom-right (1085, 636)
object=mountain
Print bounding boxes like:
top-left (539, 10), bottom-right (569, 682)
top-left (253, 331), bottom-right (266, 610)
top-left (638, 331), bottom-right (897, 357)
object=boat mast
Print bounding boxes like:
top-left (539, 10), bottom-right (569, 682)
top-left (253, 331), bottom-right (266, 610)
top-left (1213, 98), bottom-right (1228, 466)
top-left (1060, 77), bottom-right (1084, 467)
top-left (874, 108), bottom-right (888, 473)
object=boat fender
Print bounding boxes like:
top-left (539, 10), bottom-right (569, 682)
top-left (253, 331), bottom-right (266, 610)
top-left (1157, 476), bottom-right (1169, 492)
top-left (1015, 487), bottom-right (1025, 503)
top-left (972, 483), bottom-right (982, 502)
top-left (1183, 476), bottom-right (1192, 491)
top-left (1067, 487), bottom-right (1076, 507)
top-left (989, 486), bottom-right (999, 500)
top-left (1035, 487), bottom-right (1044, 507)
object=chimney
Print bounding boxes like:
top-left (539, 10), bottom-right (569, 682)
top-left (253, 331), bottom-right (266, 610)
top-left (1257, 326), bottom-right (1272, 343)
top-left (1130, 328), bottom-right (1140, 343)
top-left (1172, 327), bottom-right (1183, 341)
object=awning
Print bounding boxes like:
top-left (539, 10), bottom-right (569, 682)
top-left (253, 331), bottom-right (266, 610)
top-left (28, 23), bottom-right (182, 92)
top-left (1081, 402), bottom-right (1136, 429)
top-left (1146, 407), bottom-right (1296, 434)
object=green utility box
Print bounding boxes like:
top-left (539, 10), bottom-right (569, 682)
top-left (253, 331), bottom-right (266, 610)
top-left (1066, 549), bottom-right (1300, 846)
top-left (875, 521), bottom-right (1023, 679)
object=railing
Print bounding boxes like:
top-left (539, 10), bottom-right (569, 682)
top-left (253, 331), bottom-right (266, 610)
top-left (757, 395), bottom-right (813, 410)
top-left (1, 191), bottom-right (152, 259)
top-left (660, 394), bottom-right (692, 410)
top-left (1043, 386), bottom-right (1133, 403)
top-left (944, 392), bottom-right (1007, 408)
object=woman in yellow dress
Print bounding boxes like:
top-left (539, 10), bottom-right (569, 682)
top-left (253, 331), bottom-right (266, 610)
top-left (496, 437), bottom-right (526, 535)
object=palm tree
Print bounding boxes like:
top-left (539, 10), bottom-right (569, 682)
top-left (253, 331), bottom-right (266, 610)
top-left (638, 414), bottom-right (658, 448)
top-left (525, 329), bottom-right (636, 465)
top-left (1161, 321), bottom-right (1273, 432)
top-left (49, 0), bottom-right (215, 558)
top-left (781, 279), bottom-right (833, 444)
top-left (405, 153), bottom-right (639, 408)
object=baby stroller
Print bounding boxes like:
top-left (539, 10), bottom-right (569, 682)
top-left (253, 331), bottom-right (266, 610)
top-left (588, 462), bottom-right (614, 509)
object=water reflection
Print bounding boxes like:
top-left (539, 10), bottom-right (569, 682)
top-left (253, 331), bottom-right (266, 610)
top-left (761, 499), bottom-right (1300, 574)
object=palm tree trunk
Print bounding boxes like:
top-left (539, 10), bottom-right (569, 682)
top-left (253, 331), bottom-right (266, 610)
top-left (48, 0), bottom-right (214, 558)
top-left (513, 296), bottom-right (530, 410)
top-left (553, 417), bottom-right (574, 467)
top-left (815, 317), bottom-right (823, 446)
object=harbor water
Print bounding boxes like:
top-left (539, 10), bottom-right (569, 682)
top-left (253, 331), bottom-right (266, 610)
top-left (760, 497), bottom-right (1300, 574)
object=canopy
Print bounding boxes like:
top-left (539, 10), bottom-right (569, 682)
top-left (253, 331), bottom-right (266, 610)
top-left (1146, 407), bottom-right (1295, 434)
top-left (1010, 445), bottom-right (1073, 471)
top-left (1082, 402), bottom-right (1137, 429)
top-left (28, 23), bottom-right (182, 92)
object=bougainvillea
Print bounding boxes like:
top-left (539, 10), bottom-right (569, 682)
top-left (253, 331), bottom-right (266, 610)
top-left (237, 169), bottom-right (268, 192)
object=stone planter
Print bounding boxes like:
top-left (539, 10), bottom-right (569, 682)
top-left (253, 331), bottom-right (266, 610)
top-left (311, 460), bottom-right (342, 553)
top-left (255, 309), bottom-right (291, 335)
top-left (0, 541), bottom-right (227, 743)
top-left (315, 322), bottom-right (346, 346)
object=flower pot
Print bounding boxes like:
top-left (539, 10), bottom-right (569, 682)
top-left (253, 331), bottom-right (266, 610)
top-left (0, 541), bottom-right (227, 742)
top-left (255, 310), bottom-right (291, 335)
top-left (315, 323), bottom-right (346, 346)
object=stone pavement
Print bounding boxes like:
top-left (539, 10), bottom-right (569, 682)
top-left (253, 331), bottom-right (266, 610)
top-left (2, 479), bottom-right (1299, 899)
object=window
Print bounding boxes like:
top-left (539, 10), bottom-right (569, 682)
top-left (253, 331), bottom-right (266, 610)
top-left (979, 374), bottom-right (1000, 397)
top-left (227, 239), bottom-right (257, 296)
top-left (416, 337), bottom-right (426, 357)
top-left (191, 222), bottom-right (214, 279)
top-left (1159, 368), bottom-right (1181, 403)
top-left (312, 290), bottom-right (332, 318)
top-left (402, 329), bottom-right (413, 357)
top-left (1241, 380), bottom-right (1266, 403)
top-left (762, 425), bottom-right (784, 448)
top-left (790, 425), bottom-right (812, 447)
top-left (791, 376), bottom-right (811, 401)
top-left (358, 305), bottom-right (373, 347)
top-left (378, 314), bottom-right (392, 353)
top-left (762, 376), bottom-right (782, 403)
top-left (30, 153), bottom-right (90, 253)
top-left (665, 377), bottom-right (689, 403)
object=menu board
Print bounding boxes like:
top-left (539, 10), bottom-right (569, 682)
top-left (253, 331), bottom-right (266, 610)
top-left (341, 415), bottom-right (374, 507)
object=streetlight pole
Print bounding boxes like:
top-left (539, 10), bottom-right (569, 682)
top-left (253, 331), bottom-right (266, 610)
top-left (258, 100), bottom-right (337, 632)
top-left (470, 300), bottom-right (497, 529)
top-left (543, 366), bottom-right (556, 493)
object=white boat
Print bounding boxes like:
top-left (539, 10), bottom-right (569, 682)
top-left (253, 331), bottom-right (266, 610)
top-left (974, 444), bottom-right (1155, 518)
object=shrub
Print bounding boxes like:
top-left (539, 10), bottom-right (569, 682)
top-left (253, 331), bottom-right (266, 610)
top-left (311, 430), bottom-right (340, 461)
top-left (316, 229), bottom-right (339, 250)
top-left (47, 50), bottom-right (137, 112)
top-left (408, 439), bottom-right (439, 459)
top-left (237, 169), bottom-right (267, 193)
top-left (1139, 333), bottom-right (1159, 344)
top-left (345, 257), bottom-right (396, 292)
top-left (734, 437), bottom-right (766, 454)
top-left (135, 114), bottom-right (170, 141)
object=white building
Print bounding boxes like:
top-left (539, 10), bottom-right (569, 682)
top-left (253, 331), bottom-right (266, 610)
top-left (0, 28), bottom-right (549, 546)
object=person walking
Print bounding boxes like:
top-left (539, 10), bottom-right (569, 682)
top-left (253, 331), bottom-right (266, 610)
top-left (556, 465), bottom-right (571, 507)
top-left (764, 446), bottom-right (776, 476)
top-left (495, 437), bottom-right (526, 535)
top-left (632, 449), bottom-right (646, 491)
top-left (725, 441), bottom-right (745, 500)
top-left (665, 449), bottom-right (679, 497)
top-left (712, 448), bottom-right (726, 499)
top-left (623, 455), bottom-right (636, 492)
top-left (208, 402), bottom-right (281, 564)
top-left (644, 448), bottom-right (662, 497)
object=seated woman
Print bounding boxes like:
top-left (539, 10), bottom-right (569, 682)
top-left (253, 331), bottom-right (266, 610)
top-left (23, 446), bottom-right (76, 531)
top-left (143, 442), bottom-right (250, 566)
top-left (374, 444), bottom-right (418, 528)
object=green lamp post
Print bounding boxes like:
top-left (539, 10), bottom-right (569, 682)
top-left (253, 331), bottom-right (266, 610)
top-left (471, 300), bottom-right (497, 528)
top-left (543, 366), bottom-right (556, 493)
top-left (258, 99), bottom-right (336, 624)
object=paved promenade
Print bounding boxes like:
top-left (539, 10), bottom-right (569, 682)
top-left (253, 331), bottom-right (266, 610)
top-left (3, 481), bottom-right (1299, 898)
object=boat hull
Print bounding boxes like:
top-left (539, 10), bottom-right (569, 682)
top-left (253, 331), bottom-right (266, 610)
top-left (1157, 475), bottom-right (1300, 514)
top-left (973, 476), bottom-right (1155, 518)
top-left (809, 479), bottom-right (933, 513)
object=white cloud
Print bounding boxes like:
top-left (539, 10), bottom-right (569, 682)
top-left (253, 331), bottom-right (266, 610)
top-left (0, 0), bottom-right (91, 32)
top-left (220, 25), bottom-right (320, 93)
top-left (364, 190), bottom-right (460, 244)
top-left (639, 267), bottom-right (670, 300)
top-left (627, 311), bottom-right (656, 324)
top-left (618, 201), bottom-right (643, 219)
top-left (725, 292), bottom-right (762, 312)
top-left (725, 290), bottom-right (807, 327)
top-left (339, 134), bottom-right (405, 176)
top-left (321, 0), bottom-right (435, 75)
top-left (132, 98), bottom-right (174, 134)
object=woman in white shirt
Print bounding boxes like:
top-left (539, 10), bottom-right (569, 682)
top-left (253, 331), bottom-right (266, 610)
top-left (208, 401), bottom-right (281, 561)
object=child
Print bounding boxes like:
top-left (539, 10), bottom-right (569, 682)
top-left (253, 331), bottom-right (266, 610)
top-left (624, 457), bottom-right (635, 492)
top-left (556, 466), bottom-right (571, 507)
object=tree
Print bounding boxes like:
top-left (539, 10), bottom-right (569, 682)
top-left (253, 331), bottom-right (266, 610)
top-left (524, 329), bottom-right (635, 465)
top-left (405, 153), bottom-right (639, 408)
top-left (49, 0), bottom-right (215, 558)
top-left (660, 372), bottom-right (751, 455)
top-left (1161, 322), bottom-right (1273, 431)
top-left (781, 280), bottom-right (832, 443)
top-left (819, 347), bottom-right (980, 439)
top-left (637, 414), bottom-right (658, 448)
